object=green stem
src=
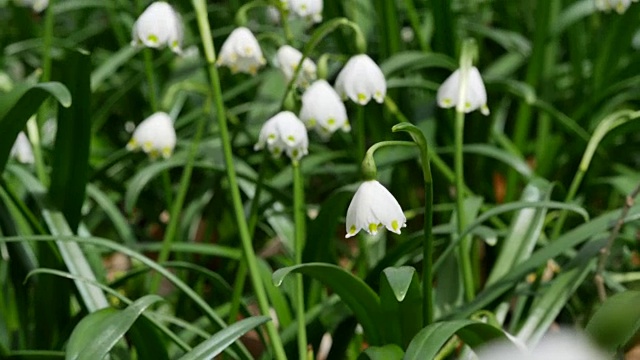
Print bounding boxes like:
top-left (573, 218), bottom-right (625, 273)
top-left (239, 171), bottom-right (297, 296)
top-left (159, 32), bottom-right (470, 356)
top-left (293, 161), bottom-right (307, 360)
top-left (430, 0), bottom-right (456, 57)
top-left (356, 106), bottom-right (365, 162)
top-left (391, 123), bottom-right (434, 325)
top-left (161, 170), bottom-right (173, 208)
top-left (275, 1), bottom-right (294, 44)
top-left (192, 2), bottom-right (287, 358)
top-left (149, 103), bottom-right (208, 293)
top-left (455, 110), bottom-right (474, 302)
top-left (32, 0), bottom-right (56, 184)
top-left (228, 153), bottom-right (269, 325)
top-left (142, 49), bottom-right (159, 112)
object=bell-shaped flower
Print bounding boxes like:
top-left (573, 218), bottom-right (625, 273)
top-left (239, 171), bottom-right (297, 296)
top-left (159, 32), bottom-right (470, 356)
top-left (595, 0), bottom-right (637, 13)
top-left (345, 180), bottom-right (406, 238)
top-left (131, 1), bottom-right (183, 54)
top-left (217, 27), bottom-right (266, 75)
top-left (475, 330), bottom-right (607, 360)
top-left (127, 112), bottom-right (176, 159)
top-left (10, 132), bottom-right (34, 164)
top-left (14, 0), bottom-right (48, 12)
top-left (254, 111), bottom-right (308, 161)
top-left (437, 66), bottom-right (489, 115)
top-left (275, 45), bottom-right (317, 88)
top-left (288, 0), bottom-right (323, 23)
top-left (299, 80), bottom-right (350, 139)
top-left (334, 54), bottom-right (386, 105)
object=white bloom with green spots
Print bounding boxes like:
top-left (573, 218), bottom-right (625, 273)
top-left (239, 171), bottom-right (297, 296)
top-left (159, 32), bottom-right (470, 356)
top-left (14, 0), bottom-right (48, 12)
top-left (288, 0), bottom-right (323, 23)
top-left (299, 80), bottom-right (350, 139)
top-left (276, 45), bottom-right (317, 88)
top-left (335, 54), bottom-right (386, 105)
top-left (345, 180), bottom-right (406, 238)
top-left (595, 0), bottom-right (637, 13)
top-left (131, 1), bottom-right (183, 54)
top-left (437, 66), bottom-right (489, 115)
top-left (10, 132), bottom-right (34, 164)
top-left (217, 27), bottom-right (266, 75)
top-left (255, 111), bottom-right (308, 161)
top-left (127, 112), bottom-right (176, 160)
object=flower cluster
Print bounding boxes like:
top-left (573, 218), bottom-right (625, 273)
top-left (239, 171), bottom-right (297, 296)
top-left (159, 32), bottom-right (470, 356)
top-left (276, 45), bottom-right (318, 88)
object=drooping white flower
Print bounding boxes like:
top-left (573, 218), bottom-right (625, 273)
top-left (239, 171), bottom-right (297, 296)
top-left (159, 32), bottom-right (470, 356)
top-left (14, 0), bottom-right (48, 12)
top-left (299, 80), bottom-right (350, 139)
top-left (345, 180), bottom-right (406, 238)
top-left (288, 0), bottom-right (323, 23)
top-left (131, 1), bottom-right (183, 54)
top-left (334, 54), bottom-right (386, 105)
top-left (217, 27), bottom-right (266, 75)
top-left (437, 66), bottom-right (489, 115)
top-left (275, 45), bottom-right (317, 88)
top-left (595, 0), bottom-right (637, 13)
top-left (10, 132), bottom-right (34, 164)
top-left (254, 111), bottom-right (308, 161)
top-left (127, 112), bottom-right (176, 159)
top-left (475, 330), bottom-right (607, 360)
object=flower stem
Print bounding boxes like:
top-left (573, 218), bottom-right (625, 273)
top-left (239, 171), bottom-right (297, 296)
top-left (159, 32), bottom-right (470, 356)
top-left (32, 0), bottom-right (56, 184)
top-left (228, 152), bottom-right (269, 325)
top-left (455, 110), bottom-right (475, 302)
top-left (293, 161), bottom-right (308, 360)
top-left (192, 1), bottom-right (287, 358)
top-left (402, 0), bottom-right (429, 52)
top-left (392, 123), bottom-right (434, 325)
top-left (149, 102), bottom-right (207, 294)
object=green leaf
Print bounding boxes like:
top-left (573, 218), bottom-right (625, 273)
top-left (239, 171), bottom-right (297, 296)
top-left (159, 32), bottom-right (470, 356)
top-left (486, 178), bottom-right (553, 285)
top-left (49, 49), bottom-right (92, 231)
top-left (359, 345), bottom-right (404, 360)
top-left (450, 204), bottom-right (640, 319)
top-left (178, 316), bottom-right (270, 360)
top-left (380, 51), bottom-right (456, 76)
top-left (272, 263), bottom-right (383, 345)
top-left (66, 295), bottom-right (163, 360)
top-left (127, 316), bottom-right (171, 360)
top-left (0, 82), bottom-right (71, 173)
top-left (404, 320), bottom-right (513, 360)
top-left (586, 290), bottom-right (640, 352)
top-left (379, 267), bottom-right (423, 347)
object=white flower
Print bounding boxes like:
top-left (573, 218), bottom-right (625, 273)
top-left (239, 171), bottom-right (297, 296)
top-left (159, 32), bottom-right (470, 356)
top-left (299, 80), bottom-right (350, 139)
top-left (288, 0), bottom-right (323, 23)
top-left (335, 54), bottom-right (386, 105)
top-left (10, 132), bottom-right (34, 164)
top-left (14, 0), bottom-right (48, 12)
top-left (131, 1), bottom-right (183, 54)
top-left (475, 330), bottom-right (607, 360)
top-left (345, 180), bottom-right (406, 238)
top-left (275, 45), bottom-right (317, 88)
top-left (127, 112), bottom-right (176, 159)
top-left (595, 0), bottom-right (637, 13)
top-left (254, 111), bottom-right (308, 161)
top-left (437, 66), bottom-right (489, 115)
top-left (217, 27), bottom-right (266, 75)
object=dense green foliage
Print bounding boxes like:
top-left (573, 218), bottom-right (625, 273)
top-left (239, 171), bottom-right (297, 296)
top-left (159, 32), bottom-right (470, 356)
top-left (2, 0), bottom-right (640, 359)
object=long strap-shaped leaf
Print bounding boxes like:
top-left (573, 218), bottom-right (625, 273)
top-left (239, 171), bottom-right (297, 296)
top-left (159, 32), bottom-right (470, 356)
top-left (178, 316), bottom-right (271, 360)
top-left (0, 82), bottom-right (71, 173)
top-left (272, 262), bottom-right (384, 345)
top-left (65, 295), bottom-right (163, 360)
top-left (403, 320), bottom-right (516, 360)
